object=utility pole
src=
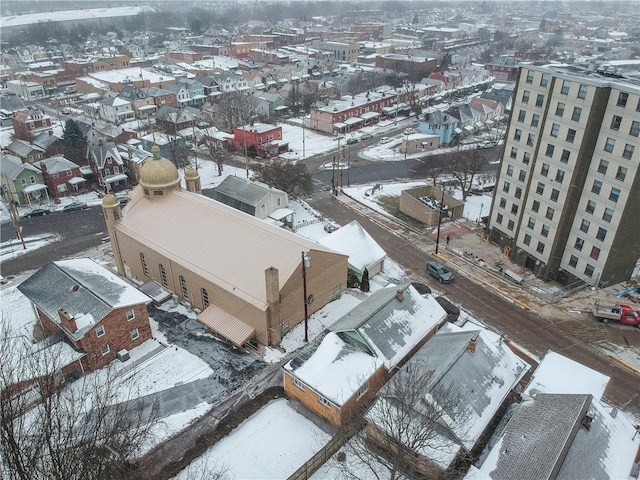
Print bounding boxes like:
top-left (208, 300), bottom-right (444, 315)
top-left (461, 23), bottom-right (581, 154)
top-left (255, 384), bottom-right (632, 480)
top-left (243, 126), bottom-right (249, 178)
top-left (331, 155), bottom-right (336, 195)
top-left (302, 251), bottom-right (310, 342)
top-left (4, 187), bottom-right (26, 250)
top-left (435, 186), bottom-right (445, 255)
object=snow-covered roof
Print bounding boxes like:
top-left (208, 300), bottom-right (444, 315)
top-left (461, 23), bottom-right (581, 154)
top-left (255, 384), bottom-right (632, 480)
top-left (17, 259), bottom-right (151, 340)
top-left (317, 220), bottom-right (386, 274)
top-left (1, 6), bottom-right (156, 28)
top-left (214, 175), bottom-right (286, 207)
top-left (33, 155), bottom-right (79, 175)
top-left (330, 284), bottom-right (446, 369)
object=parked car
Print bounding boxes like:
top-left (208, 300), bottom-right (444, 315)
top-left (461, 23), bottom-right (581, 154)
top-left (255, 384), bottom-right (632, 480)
top-left (346, 137), bottom-right (359, 145)
top-left (25, 208), bottom-right (49, 218)
top-left (404, 128), bottom-right (417, 135)
top-left (361, 132), bottom-right (373, 140)
top-left (63, 202), bottom-right (88, 212)
top-left (426, 261), bottom-right (454, 283)
top-left (61, 108), bottom-right (71, 115)
top-left (477, 140), bottom-right (495, 149)
top-left (379, 137), bottom-right (392, 144)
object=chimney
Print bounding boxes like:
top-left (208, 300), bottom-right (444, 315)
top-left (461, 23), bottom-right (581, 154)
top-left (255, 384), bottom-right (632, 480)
top-left (468, 338), bottom-right (477, 353)
top-left (58, 308), bottom-right (78, 333)
top-left (396, 289), bottom-right (404, 302)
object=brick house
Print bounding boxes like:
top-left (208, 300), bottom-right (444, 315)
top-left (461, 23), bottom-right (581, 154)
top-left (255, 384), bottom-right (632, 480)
top-left (17, 259), bottom-right (152, 372)
top-left (11, 108), bottom-right (53, 142)
top-left (34, 155), bottom-right (86, 198)
top-left (233, 123), bottom-right (288, 158)
top-left (283, 285), bottom-right (446, 427)
top-left (87, 142), bottom-right (128, 191)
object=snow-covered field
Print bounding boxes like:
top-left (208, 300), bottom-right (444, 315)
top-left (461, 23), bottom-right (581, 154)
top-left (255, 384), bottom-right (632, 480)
top-left (175, 398), bottom-right (331, 480)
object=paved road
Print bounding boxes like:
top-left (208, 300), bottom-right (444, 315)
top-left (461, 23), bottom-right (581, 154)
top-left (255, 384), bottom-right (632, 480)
top-left (308, 192), bottom-right (640, 416)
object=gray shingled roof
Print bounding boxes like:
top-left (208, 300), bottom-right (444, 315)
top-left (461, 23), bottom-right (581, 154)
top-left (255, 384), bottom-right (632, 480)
top-left (213, 175), bottom-right (270, 206)
top-left (34, 156), bottom-right (79, 175)
top-left (1, 153), bottom-right (41, 180)
top-left (7, 139), bottom-right (43, 158)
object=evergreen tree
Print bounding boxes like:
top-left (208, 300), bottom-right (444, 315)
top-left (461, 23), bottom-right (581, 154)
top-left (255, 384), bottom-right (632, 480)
top-left (62, 119), bottom-right (88, 165)
top-left (360, 268), bottom-right (370, 293)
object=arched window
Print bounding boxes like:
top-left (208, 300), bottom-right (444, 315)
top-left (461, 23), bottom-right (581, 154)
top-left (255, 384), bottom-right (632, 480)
top-left (201, 288), bottom-right (209, 309)
top-left (159, 264), bottom-right (168, 288)
top-left (140, 253), bottom-right (149, 276)
top-left (179, 275), bottom-right (188, 299)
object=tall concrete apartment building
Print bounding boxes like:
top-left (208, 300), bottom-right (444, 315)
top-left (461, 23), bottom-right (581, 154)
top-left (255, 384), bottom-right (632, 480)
top-left (488, 65), bottom-right (640, 287)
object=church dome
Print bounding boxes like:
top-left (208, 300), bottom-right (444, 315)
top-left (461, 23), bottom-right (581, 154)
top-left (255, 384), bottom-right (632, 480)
top-left (139, 145), bottom-right (180, 191)
top-left (101, 193), bottom-right (119, 208)
top-left (184, 167), bottom-right (199, 180)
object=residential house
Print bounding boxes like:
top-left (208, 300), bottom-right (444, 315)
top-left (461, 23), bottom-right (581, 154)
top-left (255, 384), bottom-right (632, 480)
top-left (0, 93), bottom-right (26, 126)
top-left (87, 142), bottom-right (128, 191)
top-left (117, 144), bottom-right (152, 184)
top-left (6, 79), bottom-right (45, 100)
top-left (375, 53), bottom-right (439, 80)
top-left (317, 220), bottom-right (386, 280)
top-left (17, 259), bottom-right (152, 372)
top-left (366, 324), bottom-right (529, 478)
top-left (31, 131), bottom-right (63, 156)
top-left (100, 96), bottom-right (135, 125)
top-left (233, 123), bottom-right (288, 159)
top-left (284, 285), bottom-right (447, 427)
top-left (11, 108), bottom-right (53, 142)
top-left (480, 85), bottom-right (515, 114)
top-left (34, 156), bottom-right (86, 198)
top-left (421, 105), bottom-right (475, 145)
top-left (209, 73), bottom-right (249, 97)
top-left (155, 105), bottom-right (196, 134)
top-left (164, 83), bottom-right (191, 108)
top-left (1, 154), bottom-right (48, 205)
top-left (118, 84), bottom-right (157, 118)
top-left (141, 86), bottom-right (176, 107)
top-left (212, 175), bottom-right (292, 225)
top-left (6, 139), bottom-right (45, 163)
top-left (177, 78), bottom-right (206, 107)
top-left (251, 92), bottom-right (286, 118)
top-left (469, 97), bottom-right (503, 126)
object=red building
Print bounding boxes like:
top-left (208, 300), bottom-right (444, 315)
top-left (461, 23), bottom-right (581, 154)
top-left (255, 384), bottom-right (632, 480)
top-left (375, 54), bottom-right (438, 80)
top-left (233, 123), bottom-right (288, 158)
top-left (165, 51), bottom-right (204, 64)
top-left (17, 259), bottom-right (153, 372)
top-left (34, 155), bottom-right (86, 198)
top-left (11, 109), bottom-right (53, 142)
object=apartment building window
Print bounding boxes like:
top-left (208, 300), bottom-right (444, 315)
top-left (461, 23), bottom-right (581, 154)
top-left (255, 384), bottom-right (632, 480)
top-left (293, 377), bottom-right (305, 390)
top-left (499, 198), bottom-right (506, 208)
top-left (518, 110), bottom-right (526, 122)
top-left (532, 200), bottom-right (540, 213)
top-left (574, 237), bottom-right (584, 251)
top-left (577, 84), bottom-right (588, 99)
top-left (610, 115), bottom-right (622, 131)
top-left (522, 91), bottom-right (530, 103)
top-left (586, 200), bottom-right (596, 214)
top-left (515, 187), bottom-right (522, 199)
top-left (540, 74), bottom-right (549, 87)
top-left (519, 170), bottom-right (527, 182)
top-left (523, 234), bottom-right (531, 246)
top-left (179, 275), bottom-right (188, 299)
top-left (496, 213), bottom-right (503, 224)
top-left (602, 208), bottom-right (613, 223)
top-left (589, 246), bottom-right (601, 261)
top-left (545, 144), bottom-right (555, 157)
top-left (511, 204), bottom-right (519, 215)
top-left (514, 129), bottom-right (522, 141)
top-left (541, 163), bottom-right (549, 176)
top-left (523, 152), bottom-right (531, 165)
top-left (541, 224), bottom-right (550, 238)
top-left (527, 134), bottom-right (535, 146)
top-left (566, 129), bottom-right (576, 143)
top-left (535, 94), bottom-right (544, 107)
top-left (616, 166), bottom-right (627, 182)
top-left (510, 147), bottom-right (518, 159)
top-left (527, 217), bottom-right (536, 229)
top-left (550, 189), bottom-right (559, 202)
top-left (597, 159), bottom-right (608, 174)
top-left (550, 123), bottom-right (560, 137)
top-left (569, 255), bottom-right (578, 268)
top-left (507, 220), bottom-right (515, 231)
top-left (630, 120), bottom-right (640, 137)
top-left (592, 180), bottom-right (602, 194)
top-left (604, 137), bottom-right (615, 152)
top-left (609, 188), bottom-right (620, 202)
top-left (531, 114), bottom-right (540, 127)
top-left (617, 91), bottom-right (628, 107)
top-left (536, 241), bottom-right (545, 254)
top-left (201, 288), bottom-right (210, 308)
top-left (560, 150), bottom-right (570, 163)
top-left (561, 80), bottom-right (571, 95)
top-left (526, 71), bottom-right (534, 83)
top-left (536, 182), bottom-right (545, 194)
top-left (571, 107), bottom-right (582, 122)
top-left (546, 207), bottom-right (555, 220)
top-left (503, 181), bottom-right (510, 193)
top-left (506, 164), bottom-right (514, 176)
top-left (555, 170), bottom-right (565, 183)
top-left (101, 345), bottom-right (110, 356)
top-left (622, 144), bottom-right (634, 159)
top-left (159, 264), bottom-right (168, 288)
top-left (580, 219), bottom-right (590, 233)
top-left (555, 103), bottom-right (565, 117)
top-left (140, 253), bottom-right (149, 276)
top-left (126, 309), bottom-right (135, 321)
top-left (584, 264), bottom-right (595, 277)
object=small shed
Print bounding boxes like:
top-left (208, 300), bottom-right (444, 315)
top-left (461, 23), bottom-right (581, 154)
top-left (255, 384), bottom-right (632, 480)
top-left (400, 134), bottom-right (440, 155)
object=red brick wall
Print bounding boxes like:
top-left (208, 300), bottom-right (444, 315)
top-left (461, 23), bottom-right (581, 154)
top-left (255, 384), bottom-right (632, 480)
top-left (42, 167), bottom-right (83, 198)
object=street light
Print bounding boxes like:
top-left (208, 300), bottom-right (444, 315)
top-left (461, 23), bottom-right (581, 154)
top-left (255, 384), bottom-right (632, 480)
top-left (302, 251), bottom-right (311, 342)
top-left (435, 186), bottom-right (445, 255)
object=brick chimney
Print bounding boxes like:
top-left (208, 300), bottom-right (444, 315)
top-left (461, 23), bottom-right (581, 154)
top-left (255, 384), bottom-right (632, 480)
top-left (396, 289), bottom-right (404, 302)
top-left (58, 308), bottom-right (78, 333)
top-left (468, 338), bottom-right (477, 353)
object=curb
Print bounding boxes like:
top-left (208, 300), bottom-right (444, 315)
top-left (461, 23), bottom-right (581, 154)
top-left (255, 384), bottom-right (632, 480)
top-left (611, 355), bottom-right (640, 376)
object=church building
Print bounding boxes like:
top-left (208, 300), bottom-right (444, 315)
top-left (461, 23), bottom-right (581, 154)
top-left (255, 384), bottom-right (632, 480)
top-left (101, 146), bottom-right (348, 347)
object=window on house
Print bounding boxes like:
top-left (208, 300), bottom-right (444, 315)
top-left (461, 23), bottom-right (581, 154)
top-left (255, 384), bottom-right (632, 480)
top-left (507, 219), bottom-right (515, 231)
top-left (536, 241), bottom-right (545, 254)
top-left (201, 288), bottom-right (210, 308)
top-left (499, 197), bottom-right (506, 208)
top-left (527, 217), bottom-right (536, 229)
top-left (546, 207), bottom-right (555, 220)
top-left (57, 184), bottom-right (67, 193)
top-left (630, 120), bottom-right (640, 137)
top-left (597, 159), bottom-right (608, 174)
top-left (602, 208), bottom-right (613, 222)
top-left (531, 114), bottom-right (540, 127)
top-left (616, 166), bottom-right (627, 182)
top-left (53, 172), bottom-right (59, 178)
top-left (30, 176), bottom-right (36, 184)
top-left (535, 94), bottom-right (544, 107)
top-left (555, 102), bottom-right (565, 117)
top-left (610, 115), bottom-right (622, 131)
top-left (506, 165), bottom-right (514, 176)
top-left (101, 344), bottom-right (110, 356)
top-left (126, 309), bottom-right (135, 321)
top-left (555, 170), bottom-right (565, 183)
top-left (541, 224), bottom-right (550, 237)
top-left (526, 71), bottom-right (534, 83)
top-left (560, 149), bottom-right (570, 163)
top-left (159, 264), bottom-right (168, 288)
top-left (293, 377), bottom-right (305, 390)
top-left (586, 200), bottom-right (596, 214)
top-left (518, 110), bottom-right (526, 122)
top-left (609, 187), bottom-right (620, 202)
top-left (510, 147), bottom-right (518, 159)
top-left (523, 233), bottom-right (531, 246)
top-left (522, 91), bottom-right (530, 103)
top-left (96, 325), bottom-right (105, 337)
top-left (592, 180), bottom-right (602, 194)
top-left (496, 213), bottom-right (503, 224)
top-left (130, 328), bottom-right (140, 340)
top-left (550, 189), bottom-right (559, 202)
top-left (523, 152), bottom-right (531, 165)
top-left (276, 198), bottom-right (281, 207)
top-left (569, 255), bottom-right (578, 268)
top-left (514, 129), bottom-right (522, 141)
top-left (318, 395), bottom-right (332, 408)
top-left (604, 137), bottom-right (615, 152)
top-left (527, 133), bottom-right (535, 146)
top-left (545, 144), bottom-right (555, 157)
top-left (179, 275), bottom-right (188, 299)
top-left (561, 80), bottom-right (571, 94)
top-left (571, 107), bottom-right (582, 122)
top-left (590, 246), bottom-right (601, 260)
top-left (580, 219), bottom-right (590, 233)
top-left (577, 83), bottom-right (593, 100)
top-left (536, 182), bottom-right (545, 194)
top-left (574, 237), bottom-right (584, 251)
top-left (518, 170), bottom-right (527, 182)
top-left (532, 200), bottom-right (540, 213)
top-left (617, 91), bottom-right (628, 107)
top-left (566, 129), bottom-right (576, 143)
top-left (584, 264), bottom-right (595, 277)
top-left (622, 144), bottom-right (634, 159)
top-left (511, 204), bottom-right (518, 215)
top-left (550, 123), bottom-right (560, 137)
top-left (140, 253), bottom-right (149, 276)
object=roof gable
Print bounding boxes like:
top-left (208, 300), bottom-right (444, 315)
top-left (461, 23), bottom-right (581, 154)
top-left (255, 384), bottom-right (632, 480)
top-left (213, 175), bottom-right (272, 206)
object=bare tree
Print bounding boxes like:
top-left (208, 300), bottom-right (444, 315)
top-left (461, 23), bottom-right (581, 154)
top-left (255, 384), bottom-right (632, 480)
top-left (215, 92), bottom-right (256, 132)
top-left (445, 149), bottom-right (490, 201)
top-left (180, 452), bottom-right (231, 480)
top-left (411, 155), bottom-right (448, 186)
top-left (253, 161), bottom-right (312, 197)
top-left (0, 314), bottom-right (157, 480)
top-left (336, 363), bottom-right (471, 480)
top-left (201, 139), bottom-right (232, 176)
